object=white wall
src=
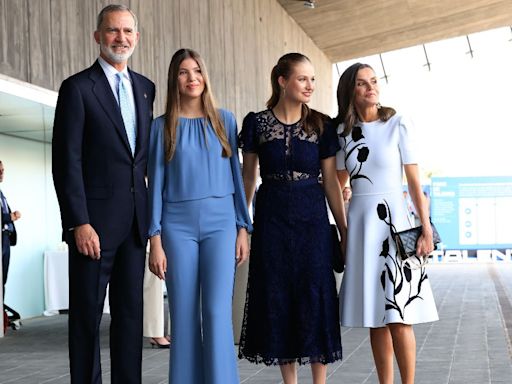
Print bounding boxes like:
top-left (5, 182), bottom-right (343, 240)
top-left (0, 135), bottom-right (61, 317)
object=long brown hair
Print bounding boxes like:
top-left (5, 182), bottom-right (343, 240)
top-left (163, 48), bottom-right (231, 161)
top-left (267, 52), bottom-right (327, 135)
top-left (334, 62), bottom-right (395, 136)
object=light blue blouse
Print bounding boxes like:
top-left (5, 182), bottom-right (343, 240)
top-left (147, 108), bottom-right (253, 237)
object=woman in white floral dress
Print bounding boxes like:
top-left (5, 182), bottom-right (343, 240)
top-left (335, 63), bottom-right (439, 384)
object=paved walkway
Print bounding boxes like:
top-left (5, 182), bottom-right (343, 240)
top-left (1, 263), bottom-right (512, 383)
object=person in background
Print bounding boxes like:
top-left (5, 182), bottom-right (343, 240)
top-left (335, 62), bottom-right (438, 384)
top-left (423, 191), bottom-right (431, 219)
top-left (143, 249), bottom-right (170, 349)
top-left (342, 186), bottom-right (352, 214)
top-left (238, 52), bottom-right (345, 384)
top-left (402, 190), bottom-right (417, 226)
top-left (0, 160), bottom-right (20, 299)
top-left (147, 48), bottom-right (252, 384)
top-left (52, 4), bottom-right (155, 383)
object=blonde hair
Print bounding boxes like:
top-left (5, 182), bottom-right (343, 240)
top-left (163, 48), bottom-right (231, 161)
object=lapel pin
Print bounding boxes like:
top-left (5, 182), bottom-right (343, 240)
top-left (144, 93), bottom-right (147, 99)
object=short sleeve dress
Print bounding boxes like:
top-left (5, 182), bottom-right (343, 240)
top-left (336, 114), bottom-right (439, 327)
top-left (238, 109), bottom-right (343, 365)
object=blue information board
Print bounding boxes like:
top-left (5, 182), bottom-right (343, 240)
top-left (430, 176), bottom-right (512, 250)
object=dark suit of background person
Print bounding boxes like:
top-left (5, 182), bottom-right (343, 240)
top-left (0, 160), bottom-right (19, 299)
top-left (51, 5), bottom-right (155, 384)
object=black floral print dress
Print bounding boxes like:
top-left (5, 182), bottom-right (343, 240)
top-left (238, 110), bottom-right (343, 365)
top-left (336, 114), bottom-right (439, 327)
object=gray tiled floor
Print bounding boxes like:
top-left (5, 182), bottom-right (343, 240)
top-left (1, 263), bottom-right (512, 383)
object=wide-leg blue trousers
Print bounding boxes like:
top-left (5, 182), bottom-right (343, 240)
top-left (162, 195), bottom-right (239, 384)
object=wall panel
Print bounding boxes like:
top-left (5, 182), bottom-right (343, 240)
top-left (0, 0), bottom-right (29, 80)
top-left (205, 0), bottom-right (225, 107)
top-left (220, 0), bottom-right (236, 113)
top-left (0, 0), bottom-right (333, 119)
top-left (27, 0), bottom-right (53, 88)
top-left (49, 0), bottom-right (92, 86)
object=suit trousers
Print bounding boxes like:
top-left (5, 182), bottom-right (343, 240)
top-left (66, 219), bottom-right (145, 384)
top-left (2, 231), bottom-right (10, 298)
top-left (162, 195), bottom-right (239, 384)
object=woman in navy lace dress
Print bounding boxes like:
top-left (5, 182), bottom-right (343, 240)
top-left (238, 53), bottom-right (346, 384)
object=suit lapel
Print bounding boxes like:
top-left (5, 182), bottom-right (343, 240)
top-left (130, 69), bottom-right (149, 159)
top-left (89, 61), bottom-right (133, 156)
top-left (0, 190), bottom-right (7, 214)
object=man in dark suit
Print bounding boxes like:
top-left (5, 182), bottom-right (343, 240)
top-left (52, 5), bottom-right (155, 383)
top-left (0, 160), bottom-right (20, 299)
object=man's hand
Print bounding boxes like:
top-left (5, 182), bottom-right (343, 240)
top-left (74, 224), bottom-right (101, 260)
top-left (10, 210), bottom-right (21, 221)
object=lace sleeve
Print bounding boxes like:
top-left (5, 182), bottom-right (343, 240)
top-left (238, 112), bottom-right (258, 153)
top-left (319, 119), bottom-right (341, 159)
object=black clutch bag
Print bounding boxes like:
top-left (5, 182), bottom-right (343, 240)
top-left (330, 224), bottom-right (344, 273)
top-left (392, 222), bottom-right (441, 260)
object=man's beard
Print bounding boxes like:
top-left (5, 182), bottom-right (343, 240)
top-left (100, 41), bottom-right (134, 64)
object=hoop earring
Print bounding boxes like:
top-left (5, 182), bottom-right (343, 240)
top-left (281, 87), bottom-right (286, 97)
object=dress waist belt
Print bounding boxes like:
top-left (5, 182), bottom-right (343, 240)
top-left (261, 177), bottom-right (319, 186)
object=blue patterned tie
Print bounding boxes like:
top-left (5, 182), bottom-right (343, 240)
top-left (116, 73), bottom-right (136, 155)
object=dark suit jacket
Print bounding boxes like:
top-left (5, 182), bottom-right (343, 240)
top-left (1, 197), bottom-right (17, 246)
top-left (52, 60), bottom-right (155, 250)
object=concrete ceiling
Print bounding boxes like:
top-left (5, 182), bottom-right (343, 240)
top-left (277, 0), bottom-right (512, 62)
top-left (0, 75), bottom-right (56, 144)
top-left (0, 92), bottom-right (54, 143)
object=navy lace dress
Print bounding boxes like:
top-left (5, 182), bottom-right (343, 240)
top-left (238, 109), bottom-right (342, 365)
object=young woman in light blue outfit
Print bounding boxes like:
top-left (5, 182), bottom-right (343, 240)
top-left (147, 48), bottom-right (252, 384)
